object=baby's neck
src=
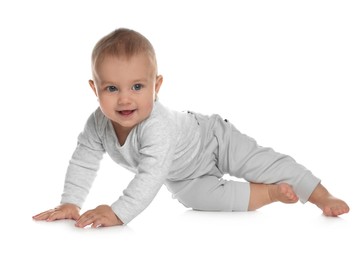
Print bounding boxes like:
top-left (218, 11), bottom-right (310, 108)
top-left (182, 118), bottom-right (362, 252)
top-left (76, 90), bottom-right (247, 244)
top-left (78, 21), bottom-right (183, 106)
top-left (112, 122), bottom-right (133, 146)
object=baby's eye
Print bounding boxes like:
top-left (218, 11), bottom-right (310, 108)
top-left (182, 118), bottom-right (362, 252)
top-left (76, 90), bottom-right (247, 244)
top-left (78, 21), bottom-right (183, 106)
top-left (131, 84), bottom-right (143, 91)
top-left (106, 86), bottom-right (118, 92)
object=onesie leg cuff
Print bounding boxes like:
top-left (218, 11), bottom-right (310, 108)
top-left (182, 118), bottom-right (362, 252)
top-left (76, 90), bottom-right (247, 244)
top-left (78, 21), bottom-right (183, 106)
top-left (295, 173), bottom-right (321, 203)
top-left (234, 181), bottom-right (250, 211)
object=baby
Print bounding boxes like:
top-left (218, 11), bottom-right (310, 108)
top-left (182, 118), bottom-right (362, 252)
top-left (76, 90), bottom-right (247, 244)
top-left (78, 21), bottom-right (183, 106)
top-left (33, 28), bottom-right (349, 227)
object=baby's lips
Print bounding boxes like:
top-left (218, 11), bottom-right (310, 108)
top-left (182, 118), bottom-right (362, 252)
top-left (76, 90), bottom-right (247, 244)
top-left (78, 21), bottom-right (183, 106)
top-left (120, 110), bottom-right (135, 115)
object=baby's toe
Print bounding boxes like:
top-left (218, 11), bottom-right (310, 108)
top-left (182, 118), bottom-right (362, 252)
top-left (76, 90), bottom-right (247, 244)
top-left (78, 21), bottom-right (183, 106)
top-left (333, 206), bottom-right (349, 216)
top-left (323, 206), bottom-right (333, 216)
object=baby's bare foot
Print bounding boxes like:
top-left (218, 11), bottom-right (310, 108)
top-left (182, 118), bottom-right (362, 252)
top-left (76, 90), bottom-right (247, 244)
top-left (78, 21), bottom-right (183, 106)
top-left (316, 196), bottom-right (350, 216)
top-left (309, 184), bottom-right (349, 216)
top-left (268, 183), bottom-right (299, 204)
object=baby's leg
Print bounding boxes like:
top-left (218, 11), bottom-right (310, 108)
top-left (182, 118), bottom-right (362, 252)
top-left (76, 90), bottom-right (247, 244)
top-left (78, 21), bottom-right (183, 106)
top-left (248, 183), bottom-right (298, 211)
top-left (172, 175), bottom-right (251, 212)
top-left (171, 175), bottom-right (300, 212)
top-left (212, 117), bottom-right (321, 204)
top-left (308, 183), bottom-right (349, 216)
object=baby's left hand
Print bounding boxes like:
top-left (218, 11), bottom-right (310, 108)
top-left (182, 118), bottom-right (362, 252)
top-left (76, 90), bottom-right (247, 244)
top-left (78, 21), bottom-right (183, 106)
top-left (75, 205), bottom-right (123, 228)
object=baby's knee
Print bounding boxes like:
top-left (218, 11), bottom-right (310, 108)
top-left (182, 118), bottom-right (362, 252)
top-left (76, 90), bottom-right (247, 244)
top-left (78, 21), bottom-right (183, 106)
top-left (174, 181), bottom-right (222, 211)
top-left (176, 192), bottom-right (208, 211)
top-left (174, 178), bottom-right (250, 212)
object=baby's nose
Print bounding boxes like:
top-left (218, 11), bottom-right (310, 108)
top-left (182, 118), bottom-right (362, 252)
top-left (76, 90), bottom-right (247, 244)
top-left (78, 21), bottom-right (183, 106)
top-left (117, 92), bottom-right (131, 105)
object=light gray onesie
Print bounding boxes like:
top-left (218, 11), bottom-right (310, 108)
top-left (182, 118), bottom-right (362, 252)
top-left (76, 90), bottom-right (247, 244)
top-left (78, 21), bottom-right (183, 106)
top-left (61, 101), bottom-right (320, 224)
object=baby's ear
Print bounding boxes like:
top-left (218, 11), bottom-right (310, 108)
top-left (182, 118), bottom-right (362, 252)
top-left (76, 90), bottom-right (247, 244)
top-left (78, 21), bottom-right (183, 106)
top-left (89, 80), bottom-right (98, 97)
top-left (155, 75), bottom-right (163, 94)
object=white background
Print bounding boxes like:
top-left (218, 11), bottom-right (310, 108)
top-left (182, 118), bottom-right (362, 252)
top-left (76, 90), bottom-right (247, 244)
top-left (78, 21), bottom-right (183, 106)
top-left (1, 0), bottom-right (362, 259)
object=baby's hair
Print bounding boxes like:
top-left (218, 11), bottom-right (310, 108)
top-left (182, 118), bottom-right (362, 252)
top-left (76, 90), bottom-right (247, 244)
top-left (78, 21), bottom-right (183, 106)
top-left (91, 28), bottom-right (158, 75)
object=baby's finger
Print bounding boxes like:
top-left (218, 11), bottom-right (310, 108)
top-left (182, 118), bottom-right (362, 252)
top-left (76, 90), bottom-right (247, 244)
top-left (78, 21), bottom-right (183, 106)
top-left (46, 210), bottom-right (66, 221)
top-left (32, 209), bottom-right (55, 220)
top-left (76, 217), bottom-right (94, 228)
top-left (91, 219), bottom-right (103, 228)
top-left (75, 212), bottom-right (96, 228)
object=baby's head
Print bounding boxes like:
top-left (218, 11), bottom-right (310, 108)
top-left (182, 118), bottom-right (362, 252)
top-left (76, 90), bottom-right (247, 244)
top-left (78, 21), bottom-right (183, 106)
top-left (89, 28), bottom-right (163, 131)
top-left (91, 28), bottom-right (158, 78)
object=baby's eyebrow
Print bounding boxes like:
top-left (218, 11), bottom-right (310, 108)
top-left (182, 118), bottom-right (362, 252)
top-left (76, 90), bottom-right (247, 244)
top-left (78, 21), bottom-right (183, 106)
top-left (100, 81), bottom-right (118, 86)
top-left (99, 78), bottom-right (150, 87)
top-left (131, 78), bottom-right (149, 83)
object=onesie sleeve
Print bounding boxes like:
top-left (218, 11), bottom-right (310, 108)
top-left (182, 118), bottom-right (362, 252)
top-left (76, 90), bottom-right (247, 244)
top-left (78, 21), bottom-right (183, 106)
top-left (60, 110), bottom-right (105, 208)
top-left (111, 115), bottom-right (177, 224)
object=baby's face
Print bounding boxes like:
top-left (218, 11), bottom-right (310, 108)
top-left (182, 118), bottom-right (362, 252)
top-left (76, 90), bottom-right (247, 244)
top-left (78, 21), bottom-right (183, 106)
top-left (90, 54), bottom-right (162, 131)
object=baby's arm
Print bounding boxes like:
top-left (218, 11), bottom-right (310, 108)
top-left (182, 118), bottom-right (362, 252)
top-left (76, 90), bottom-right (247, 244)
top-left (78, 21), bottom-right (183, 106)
top-left (110, 116), bottom-right (177, 225)
top-left (33, 110), bottom-right (105, 224)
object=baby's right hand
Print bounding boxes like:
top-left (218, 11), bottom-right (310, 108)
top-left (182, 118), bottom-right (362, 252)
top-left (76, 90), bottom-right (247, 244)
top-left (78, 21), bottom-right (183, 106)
top-left (33, 203), bottom-right (80, 222)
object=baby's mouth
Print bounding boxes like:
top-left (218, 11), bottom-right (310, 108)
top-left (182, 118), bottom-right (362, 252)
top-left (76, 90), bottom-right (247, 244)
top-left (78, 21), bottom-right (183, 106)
top-left (118, 110), bottom-right (135, 116)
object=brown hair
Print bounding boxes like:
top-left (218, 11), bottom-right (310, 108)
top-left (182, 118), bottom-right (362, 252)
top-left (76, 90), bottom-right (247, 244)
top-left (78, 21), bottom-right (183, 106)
top-left (91, 28), bottom-right (158, 75)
